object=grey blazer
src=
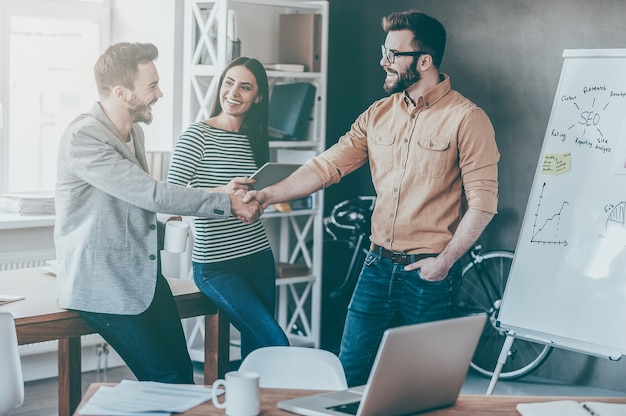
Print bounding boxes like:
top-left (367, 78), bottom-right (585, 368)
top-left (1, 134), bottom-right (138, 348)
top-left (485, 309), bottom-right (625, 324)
top-left (54, 103), bottom-right (230, 314)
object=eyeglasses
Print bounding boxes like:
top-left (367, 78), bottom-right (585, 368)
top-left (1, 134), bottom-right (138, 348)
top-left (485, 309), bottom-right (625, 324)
top-left (381, 45), bottom-right (428, 64)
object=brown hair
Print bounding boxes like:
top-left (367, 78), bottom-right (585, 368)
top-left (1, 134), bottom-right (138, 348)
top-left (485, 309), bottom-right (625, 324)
top-left (382, 10), bottom-right (446, 68)
top-left (93, 42), bottom-right (159, 97)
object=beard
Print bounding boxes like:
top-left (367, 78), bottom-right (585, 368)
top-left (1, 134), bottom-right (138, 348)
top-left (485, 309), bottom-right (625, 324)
top-left (126, 95), bottom-right (155, 125)
top-left (383, 63), bottom-right (421, 94)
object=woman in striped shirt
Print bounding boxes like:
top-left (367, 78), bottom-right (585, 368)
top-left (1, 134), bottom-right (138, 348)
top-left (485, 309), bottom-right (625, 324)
top-left (167, 57), bottom-right (289, 359)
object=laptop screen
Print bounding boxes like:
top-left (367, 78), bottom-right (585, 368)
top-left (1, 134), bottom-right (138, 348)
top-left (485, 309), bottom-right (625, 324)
top-left (278, 314), bottom-right (487, 416)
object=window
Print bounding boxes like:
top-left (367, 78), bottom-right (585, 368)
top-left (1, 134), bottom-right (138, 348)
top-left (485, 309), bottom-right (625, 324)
top-left (0, 0), bottom-right (110, 193)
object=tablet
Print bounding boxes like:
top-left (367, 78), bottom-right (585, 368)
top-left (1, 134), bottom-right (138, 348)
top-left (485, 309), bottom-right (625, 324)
top-left (250, 163), bottom-right (301, 189)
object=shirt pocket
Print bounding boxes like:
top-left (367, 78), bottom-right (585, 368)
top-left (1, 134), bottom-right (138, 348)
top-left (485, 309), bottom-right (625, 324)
top-left (416, 136), bottom-right (450, 177)
top-left (369, 131), bottom-right (396, 172)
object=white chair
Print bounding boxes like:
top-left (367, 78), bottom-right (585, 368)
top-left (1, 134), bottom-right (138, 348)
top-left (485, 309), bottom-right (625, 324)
top-left (238, 346), bottom-right (348, 390)
top-left (0, 311), bottom-right (24, 416)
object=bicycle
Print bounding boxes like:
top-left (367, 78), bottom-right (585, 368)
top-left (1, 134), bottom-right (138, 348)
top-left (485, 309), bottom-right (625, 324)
top-left (457, 243), bottom-right (552, 379)
top-left (316, 196), bottom-right (551, 379)
top-left (316, 196), bottom-right (376, 353)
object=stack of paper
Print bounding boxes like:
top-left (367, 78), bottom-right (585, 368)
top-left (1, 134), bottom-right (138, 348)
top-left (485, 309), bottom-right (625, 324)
top-left (79, 379), bottom-right (219, 415)
top-left (263, 63), bottom-right (306, 72)
top-left (0, 192), bottom-right (55, 215)
top-left (516, 399), bottom-right (626, 416)
top-left (0, 294), bottom-right (25, 305)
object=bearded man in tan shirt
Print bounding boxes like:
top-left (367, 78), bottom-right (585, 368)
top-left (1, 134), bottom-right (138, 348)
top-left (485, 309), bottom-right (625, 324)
top-left (244, 10), bottom-right (499, 386)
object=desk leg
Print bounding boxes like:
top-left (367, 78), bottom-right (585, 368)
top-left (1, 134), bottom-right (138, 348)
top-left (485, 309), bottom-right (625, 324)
top-left (58, 337), bottom-right (82, 416)
top-left (204, 311), bottom-right (230, 383)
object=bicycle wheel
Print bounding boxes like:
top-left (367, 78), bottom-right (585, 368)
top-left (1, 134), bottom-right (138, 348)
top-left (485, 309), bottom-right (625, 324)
top-left (459, 250), bottom-right (551, 379)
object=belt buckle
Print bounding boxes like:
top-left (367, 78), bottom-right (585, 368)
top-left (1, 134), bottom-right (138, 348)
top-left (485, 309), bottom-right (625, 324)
top-left (391, 252), bottom-right (406, 265)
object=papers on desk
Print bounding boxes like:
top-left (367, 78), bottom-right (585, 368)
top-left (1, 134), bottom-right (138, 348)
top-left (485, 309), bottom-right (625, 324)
top-left (0, 293), bottom-right (25, 305)
top-left (516, 400), bottom-right (626, 416)
top-left (40, 259), bottom-right (57, 276)
top-left (79, 379), bottom-right (221, 415)
top-left (0, 192), bottom-right (55, 215)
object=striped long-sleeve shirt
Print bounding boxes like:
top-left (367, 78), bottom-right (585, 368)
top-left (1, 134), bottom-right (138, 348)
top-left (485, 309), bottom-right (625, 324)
top-left (167, 122), bottom-right (271, 262)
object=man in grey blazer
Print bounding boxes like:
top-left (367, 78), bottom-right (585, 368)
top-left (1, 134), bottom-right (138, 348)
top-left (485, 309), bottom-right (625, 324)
top-left (54, 42), bottom-right (260, 383)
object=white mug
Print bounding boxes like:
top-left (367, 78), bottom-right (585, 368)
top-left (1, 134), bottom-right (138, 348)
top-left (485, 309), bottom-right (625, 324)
top-left (163, 220), bottom-right (189, 253)
top-left (211, 371), bottom-right (260, 416)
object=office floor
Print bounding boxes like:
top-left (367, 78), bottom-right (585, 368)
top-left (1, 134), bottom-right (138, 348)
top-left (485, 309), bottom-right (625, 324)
top-left (13, 362), bottom-right (626, 416)
top-left (460, 370), bottom-right (626, 397)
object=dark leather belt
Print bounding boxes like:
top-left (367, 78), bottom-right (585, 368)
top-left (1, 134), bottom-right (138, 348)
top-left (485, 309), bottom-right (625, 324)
top-left (370, 243), bottom-right (437, 265)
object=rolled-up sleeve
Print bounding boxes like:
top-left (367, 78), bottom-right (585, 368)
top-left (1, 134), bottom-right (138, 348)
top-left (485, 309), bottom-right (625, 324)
top-left (306, 113), bottom-right (370, 188)
top-left (459, 108), bottom-right (499, 214)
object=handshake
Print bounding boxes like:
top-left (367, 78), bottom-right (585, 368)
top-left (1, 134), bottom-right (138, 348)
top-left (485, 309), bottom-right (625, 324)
top-left (222, 177), bottom-right (271, 224)
top-left (219, 164), bottom-right (316, 224)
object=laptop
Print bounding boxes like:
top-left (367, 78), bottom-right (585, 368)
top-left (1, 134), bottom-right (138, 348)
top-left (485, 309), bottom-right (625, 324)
top-left (277, 313), bottom-right (487, 416)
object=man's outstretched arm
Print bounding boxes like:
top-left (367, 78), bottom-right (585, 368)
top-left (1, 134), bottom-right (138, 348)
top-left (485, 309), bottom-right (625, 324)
top-left (243, 164), bottom-right (323, 209)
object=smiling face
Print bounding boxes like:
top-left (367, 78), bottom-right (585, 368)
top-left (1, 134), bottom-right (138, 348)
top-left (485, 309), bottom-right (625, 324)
top-left (125, 61), bottom-right (163, 124)
top-left (381, 29), bottom-right (421, 94)
top-left (219, 65), bottom-right (261, 118)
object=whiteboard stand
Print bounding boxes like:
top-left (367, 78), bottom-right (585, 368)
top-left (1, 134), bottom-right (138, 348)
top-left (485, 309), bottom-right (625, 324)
top-left (494, 48), bottom-right (626, 385)
top-left (486, 331), bottom-right (516, 395)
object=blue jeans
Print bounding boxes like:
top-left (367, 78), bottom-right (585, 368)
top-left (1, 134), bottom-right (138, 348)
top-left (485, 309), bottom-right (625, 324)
top-left (193, 249), bottom-right (289, 359)
top-left (78, 273), bottom-right (194, 384)
top-left (338, 250), bottom-right (461, 386)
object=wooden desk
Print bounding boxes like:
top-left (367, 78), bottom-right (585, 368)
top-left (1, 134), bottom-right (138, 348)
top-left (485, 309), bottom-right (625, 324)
top-left (74, 383), bottom-right (626, 416)
top-left (0, 268), bottom-right (230, 416)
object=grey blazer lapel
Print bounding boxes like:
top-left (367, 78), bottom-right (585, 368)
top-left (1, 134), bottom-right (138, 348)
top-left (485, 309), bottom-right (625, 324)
top-left (89, 102), bottom-right (146, 172)
top-left (131, 124), bottom-right (150, 173)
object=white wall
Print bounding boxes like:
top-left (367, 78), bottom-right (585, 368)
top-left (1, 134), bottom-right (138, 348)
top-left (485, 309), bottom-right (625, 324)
top-left (111, 0), bottom-right (183, 151)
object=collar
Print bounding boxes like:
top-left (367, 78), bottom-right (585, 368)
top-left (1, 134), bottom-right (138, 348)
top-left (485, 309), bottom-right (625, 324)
top-left (403, 73), bottom-right (451, 109)
top-left (92, 102), bottom-right (126, 142)
top-left (90, 102), bottom-right (143, 166)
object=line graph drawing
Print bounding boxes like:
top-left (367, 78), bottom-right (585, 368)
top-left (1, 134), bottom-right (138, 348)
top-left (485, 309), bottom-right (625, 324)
top-left (530, 182), bottom-right (569, 246)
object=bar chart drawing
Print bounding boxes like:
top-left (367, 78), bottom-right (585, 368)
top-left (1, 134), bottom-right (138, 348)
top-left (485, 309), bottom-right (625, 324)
top-left (606, 201), bottom-right (626, 237)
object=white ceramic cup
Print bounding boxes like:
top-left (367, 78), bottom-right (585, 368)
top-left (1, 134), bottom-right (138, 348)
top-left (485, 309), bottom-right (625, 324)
top-left (211, 371), bottom-right (260, 416)
top-left (163, 220), bottom-right (189, 253)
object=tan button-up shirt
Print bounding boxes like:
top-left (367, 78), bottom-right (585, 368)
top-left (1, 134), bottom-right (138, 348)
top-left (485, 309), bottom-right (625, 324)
top-left (307, 74), bottom-right (499, 255)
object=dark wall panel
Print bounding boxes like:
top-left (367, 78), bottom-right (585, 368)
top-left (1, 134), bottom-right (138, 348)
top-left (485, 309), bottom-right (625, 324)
top-left (326, 0), bottom-right (626, 391)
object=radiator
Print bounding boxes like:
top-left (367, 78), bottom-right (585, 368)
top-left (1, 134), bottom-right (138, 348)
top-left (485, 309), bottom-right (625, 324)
top-left (0, 259), bottom-right (47, 271)
top-left (0, 251), bottom-right (64, 355)
top-left (1, 251), bottom-right (123, 380)
top-left (19, 335), bottom-right (121, 382)
top-left (19, 333), bottom-right (106, 356)
top-left (3, 254), bottom-right (51, 359)
top-left (0, 250), bottom-right (54, 271)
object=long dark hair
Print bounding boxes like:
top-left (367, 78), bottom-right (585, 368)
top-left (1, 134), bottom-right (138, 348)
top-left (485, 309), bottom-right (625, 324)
top-left (211, 57), bottom-right (269, 168)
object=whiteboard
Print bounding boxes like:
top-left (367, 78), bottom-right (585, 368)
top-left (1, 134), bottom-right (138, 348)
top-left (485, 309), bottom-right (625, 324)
top-left (497, 49), bottom-right (626, 359)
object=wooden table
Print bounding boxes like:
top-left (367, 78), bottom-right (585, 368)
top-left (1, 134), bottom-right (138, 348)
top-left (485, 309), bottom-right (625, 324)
top-left (0, 268), bottom-right (230, 416)
top-left (74, 383), bottom-right (626, 415)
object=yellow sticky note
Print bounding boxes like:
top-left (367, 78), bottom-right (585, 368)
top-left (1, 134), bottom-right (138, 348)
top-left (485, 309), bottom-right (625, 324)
top-left (542, 152), bottom-right (571, 175)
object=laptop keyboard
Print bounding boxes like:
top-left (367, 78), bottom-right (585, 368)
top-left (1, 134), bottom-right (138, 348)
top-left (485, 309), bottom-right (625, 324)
top-left (326, 401), bottom-right (361, 415)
